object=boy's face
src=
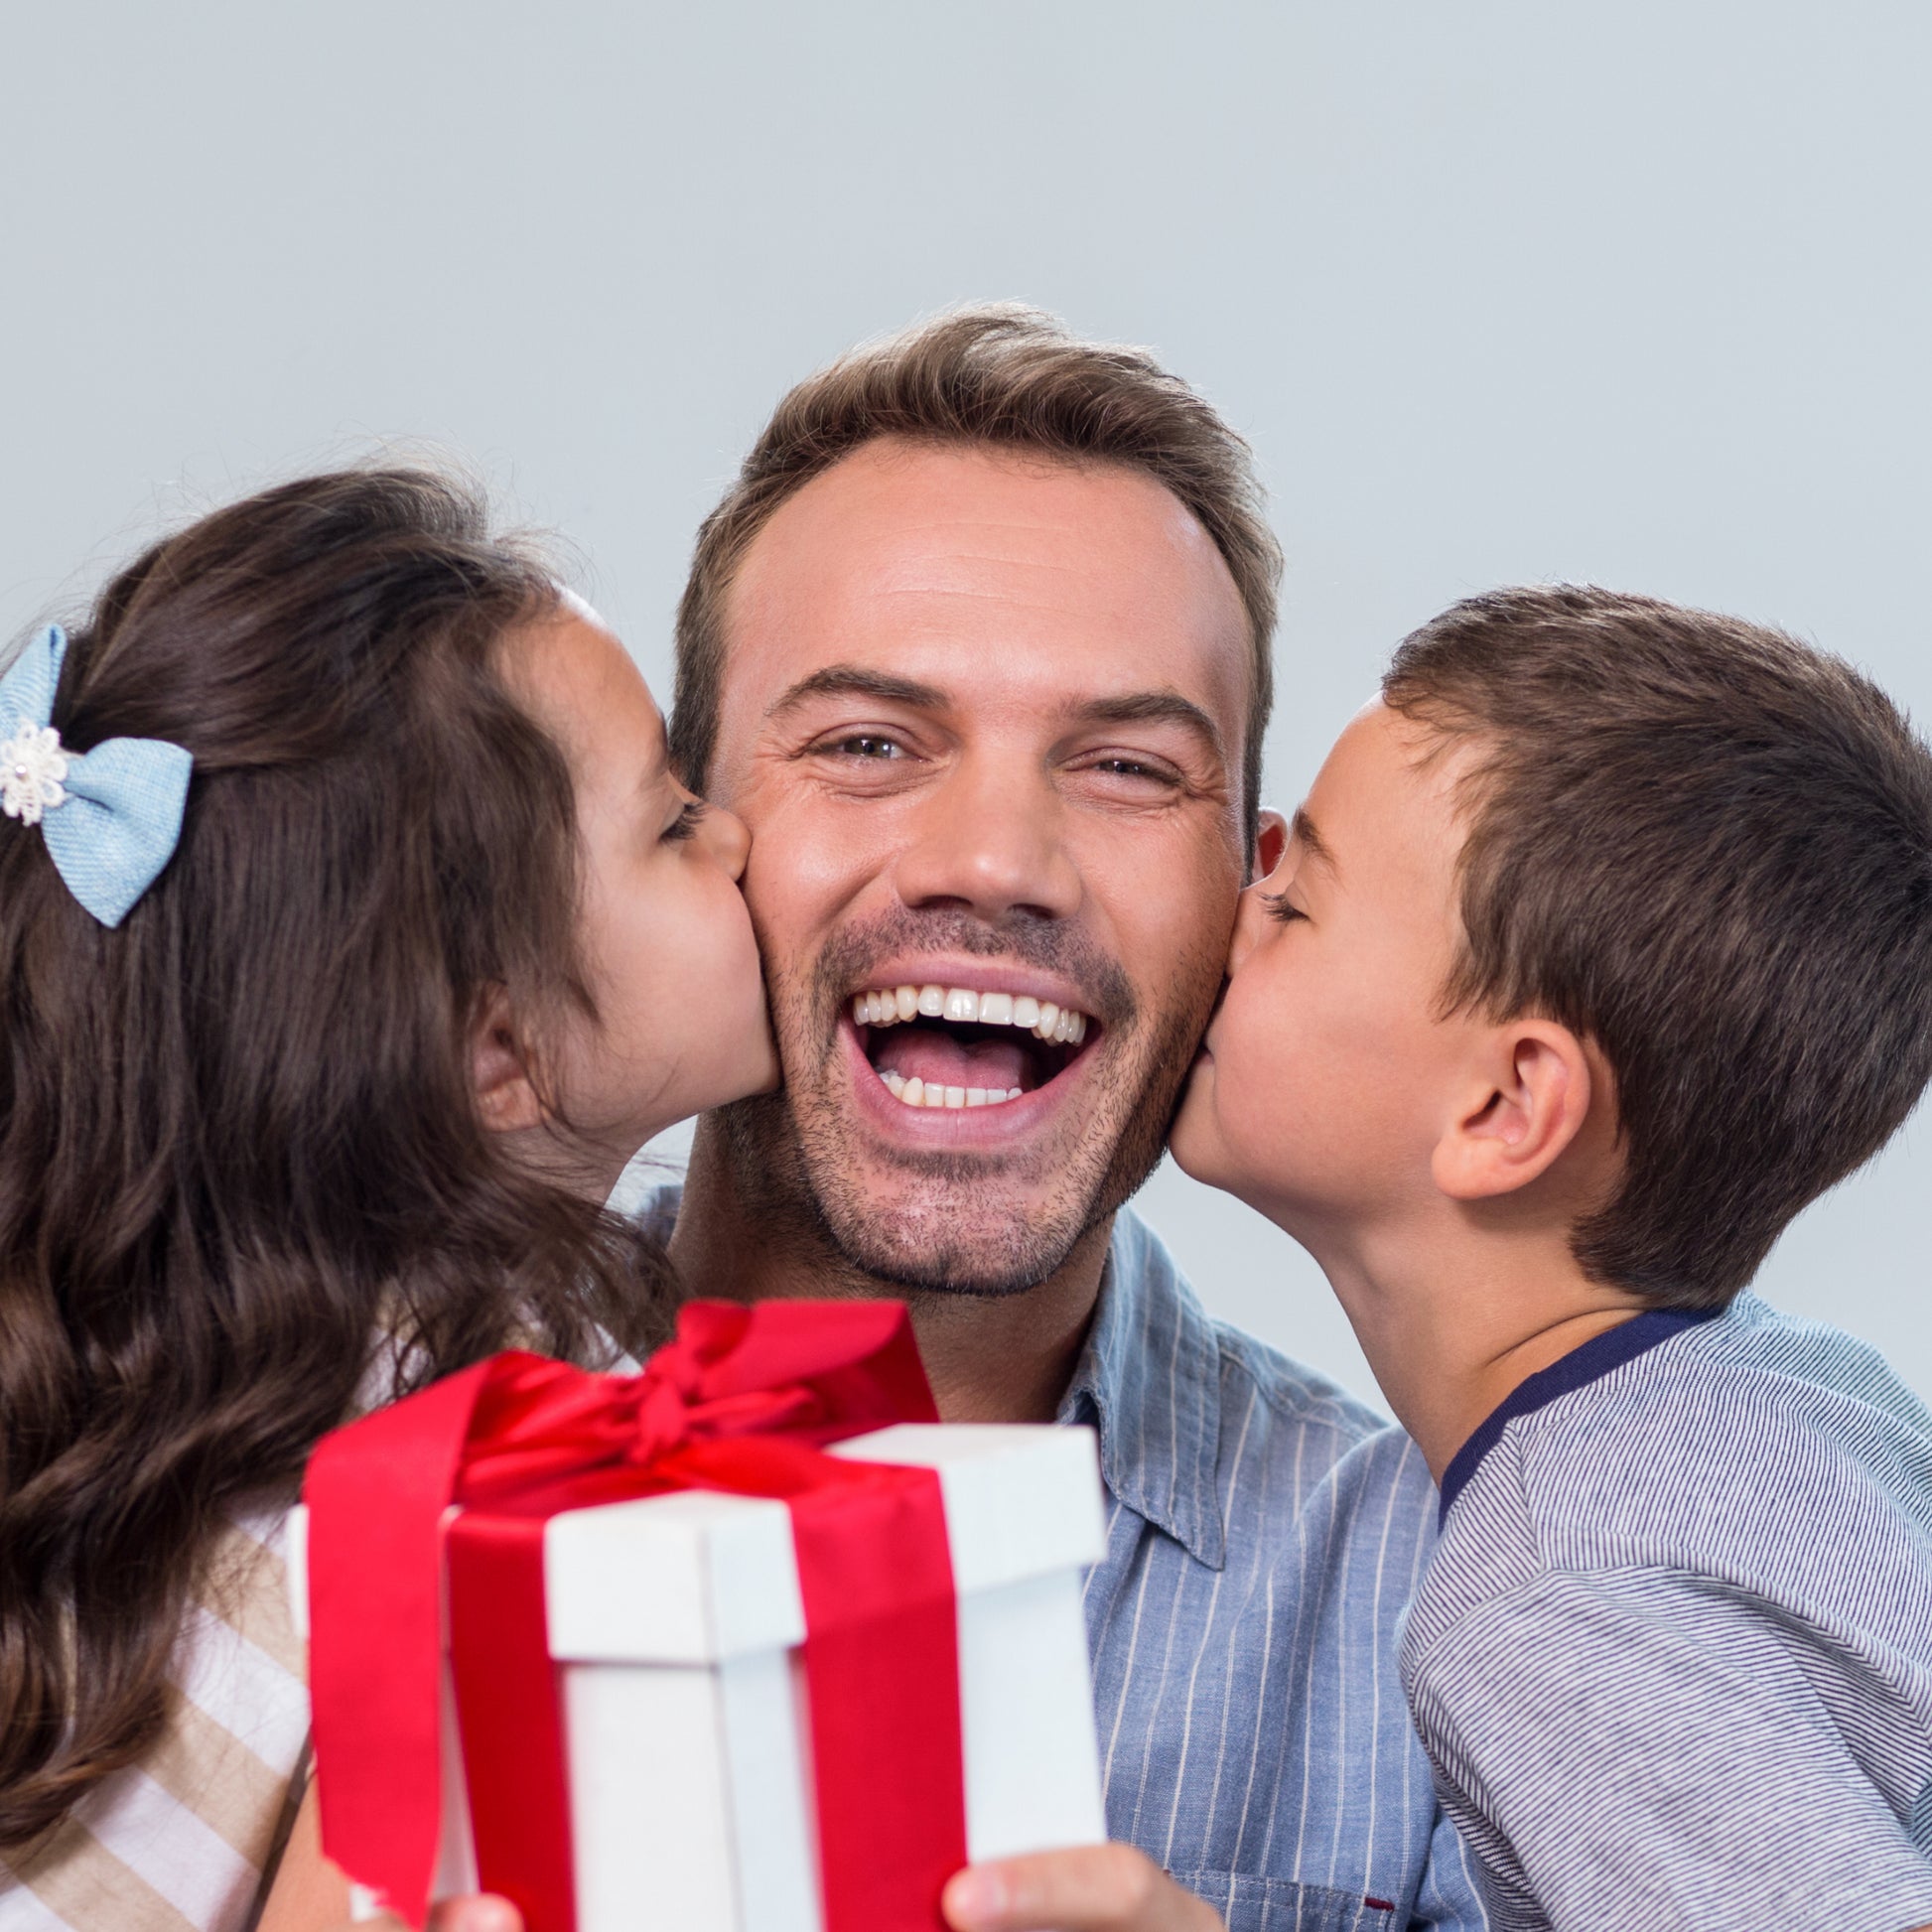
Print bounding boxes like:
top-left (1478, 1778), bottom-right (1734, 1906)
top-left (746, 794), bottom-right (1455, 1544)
top-left (1172, 700), bottom-right (1479, 1242)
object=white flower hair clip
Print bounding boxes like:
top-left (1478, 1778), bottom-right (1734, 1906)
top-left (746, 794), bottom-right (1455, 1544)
top-left (2, 718), bottom-right (69, 825)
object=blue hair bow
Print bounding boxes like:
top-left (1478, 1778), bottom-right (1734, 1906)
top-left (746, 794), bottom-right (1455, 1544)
top-left (0, 625), bottom-right (193, 927)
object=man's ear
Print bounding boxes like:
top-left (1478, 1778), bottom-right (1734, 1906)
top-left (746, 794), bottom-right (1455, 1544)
top-left (1431, 1021), bottom-right (1594, 1202)
top-left (471, 984), bottom-right (546, 1135)
top-left (1252, 808), bottom-right (1289, 886)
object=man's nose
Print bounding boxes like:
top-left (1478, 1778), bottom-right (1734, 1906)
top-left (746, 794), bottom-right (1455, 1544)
top-left (890, 756), bottom-right (1082, 922)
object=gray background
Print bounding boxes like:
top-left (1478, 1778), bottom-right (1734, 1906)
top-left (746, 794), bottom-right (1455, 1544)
top-left (4, 3), bottom-right (1926, 1405)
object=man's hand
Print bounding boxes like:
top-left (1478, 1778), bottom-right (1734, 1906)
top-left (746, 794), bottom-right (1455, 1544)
top-left (942, 1845), bottom-right (1225, 1932)
top-left (324, 1853), bottom-right (1215, 1932)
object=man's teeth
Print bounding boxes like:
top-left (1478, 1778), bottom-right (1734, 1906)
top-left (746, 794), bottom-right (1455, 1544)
top-left (850, 985), bottom-right (1090, 1043)
top-left (878, 1070), bottom-right (1025, 1110)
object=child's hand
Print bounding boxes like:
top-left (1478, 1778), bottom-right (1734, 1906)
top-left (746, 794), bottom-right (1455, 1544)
top-left (943, 1845), bottom-right (1224, 1932)
top-left (423, 1902), bottom-right (522, 1932)
top-left (341, 1902), bottom-right (522, 1932)
top-left (254, 1772), bottom-right (524, 1932)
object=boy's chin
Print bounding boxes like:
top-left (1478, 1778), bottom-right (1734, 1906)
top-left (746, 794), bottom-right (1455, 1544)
top-left (1170, 1098), bottom-right (1305, 1236)
top-left (1168, 1088), bottom-right (1232, 1193)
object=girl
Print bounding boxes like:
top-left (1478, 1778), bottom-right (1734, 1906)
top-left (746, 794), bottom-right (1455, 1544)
top-left (0, 468), bottom-right (775, 1930)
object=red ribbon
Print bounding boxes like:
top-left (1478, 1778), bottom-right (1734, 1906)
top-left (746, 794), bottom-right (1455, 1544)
top-left (305, 1301), bottom-right (967, 1932)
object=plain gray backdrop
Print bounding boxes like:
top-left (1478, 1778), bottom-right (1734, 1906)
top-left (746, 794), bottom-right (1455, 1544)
top-left (4, 2), bottom-right (1927, 1404)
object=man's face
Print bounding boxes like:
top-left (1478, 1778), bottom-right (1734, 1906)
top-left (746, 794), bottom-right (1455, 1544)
top-left (703, 438), bottom-right (1254, 1294)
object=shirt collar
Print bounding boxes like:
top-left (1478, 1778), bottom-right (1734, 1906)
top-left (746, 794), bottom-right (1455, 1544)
top-left (636, 1183), bottom-right (1228, 1568)
top-left (1437, 1303), bottom-right (1724, 1526)
top-left (1058, 1210), bottom-right (1227, 1570)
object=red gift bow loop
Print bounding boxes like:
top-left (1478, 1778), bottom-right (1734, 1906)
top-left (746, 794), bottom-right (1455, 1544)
top-left (305, 1300), bottom-right (963, 1932)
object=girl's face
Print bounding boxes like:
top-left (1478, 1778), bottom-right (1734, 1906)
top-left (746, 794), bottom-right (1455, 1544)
top-left (499, 602), bottom-right (778, 1186)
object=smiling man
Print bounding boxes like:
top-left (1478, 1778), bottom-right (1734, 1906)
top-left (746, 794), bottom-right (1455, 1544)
top-left (657, 308), bottom-right (1484, 1932)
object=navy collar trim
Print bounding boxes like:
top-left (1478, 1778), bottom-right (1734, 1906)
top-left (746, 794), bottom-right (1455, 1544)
top-left (1438, 1306), bottom-right (1723, 1527)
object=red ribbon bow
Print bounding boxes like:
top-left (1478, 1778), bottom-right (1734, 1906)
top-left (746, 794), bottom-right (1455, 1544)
top-left (305, 1301), bottom-right (967, 1932)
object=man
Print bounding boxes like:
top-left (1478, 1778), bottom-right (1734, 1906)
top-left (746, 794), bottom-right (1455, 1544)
top-left (657, 306), bottom-right (1484, 1932)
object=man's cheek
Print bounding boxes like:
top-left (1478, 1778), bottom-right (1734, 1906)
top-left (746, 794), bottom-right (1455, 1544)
top-left (748, 813), bottom-right (893, 937)
top-left (1111, 828), bottom-right (1240, 936)
top-left (742, 856), bottom-right (836, 988)
top-left (1149, 887), bottom-right (1242, 1016)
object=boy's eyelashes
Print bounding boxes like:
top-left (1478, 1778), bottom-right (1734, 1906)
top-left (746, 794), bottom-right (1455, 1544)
top-left (1262, 890), bottom-right (1308, 925)
top-left (660, 798), bottom-right (708, 843)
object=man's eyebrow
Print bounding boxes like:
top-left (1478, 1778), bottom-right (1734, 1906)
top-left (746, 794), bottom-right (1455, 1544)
top-left (1291, 805), bottom-right (1339, 876)
top-left (764, 664), bottom-right (949, 720)
top-left (1068, 691), bottom-right (1227, 765)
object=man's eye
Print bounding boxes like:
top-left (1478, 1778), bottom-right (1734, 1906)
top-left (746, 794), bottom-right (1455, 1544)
top-left (822, 735), bottom-right (906, 760)
top-left (1080, 754), bottom-right (1178, 787)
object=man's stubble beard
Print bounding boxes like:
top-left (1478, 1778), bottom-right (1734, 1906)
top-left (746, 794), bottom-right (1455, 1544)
top-left (709, 909), bottom-right (1227, 1300)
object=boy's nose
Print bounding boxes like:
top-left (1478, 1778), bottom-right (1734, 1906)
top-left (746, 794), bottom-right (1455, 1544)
top-left (1226, 880), bottom-right (1271, 974)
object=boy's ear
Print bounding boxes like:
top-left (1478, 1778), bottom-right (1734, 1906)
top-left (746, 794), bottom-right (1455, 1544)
top-left (471, 984), bottom-right (546, 1135)
top-left (1431, 1020), bottom-right (1595, 1202)
top-left (1253, 807), bottom-right (1289, 885)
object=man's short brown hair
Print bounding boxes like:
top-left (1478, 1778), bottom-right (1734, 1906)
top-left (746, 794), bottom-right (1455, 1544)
top-left (671, 304), bottom-right (1282, 847)
top-left (1385, 585), bottom-right (1932, 1310)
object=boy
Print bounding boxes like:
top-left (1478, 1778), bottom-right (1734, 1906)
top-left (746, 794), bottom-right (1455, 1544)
top-left (1173, 585), bottom-right (1932, 1931)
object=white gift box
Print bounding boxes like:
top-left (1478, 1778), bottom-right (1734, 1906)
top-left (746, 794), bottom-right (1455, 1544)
top-left (292, 1422), bottom-right (1108, 1930)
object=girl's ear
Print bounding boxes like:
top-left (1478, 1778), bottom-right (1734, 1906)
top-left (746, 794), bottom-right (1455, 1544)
top-left (471, 984), bottom-right (546, 1134)
top-left (1431, 1020), bottom-right (1596, 1202)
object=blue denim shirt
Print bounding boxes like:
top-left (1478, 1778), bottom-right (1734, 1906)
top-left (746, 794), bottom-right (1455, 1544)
top-left (640, 1189), bottom-right (1484, 1930)
top-left (1063, 1210), bottom-right (1485, 1932)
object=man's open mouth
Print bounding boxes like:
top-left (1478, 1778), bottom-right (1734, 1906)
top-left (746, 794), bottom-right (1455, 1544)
top-left (849, 981), bottom-right (1097, 1112)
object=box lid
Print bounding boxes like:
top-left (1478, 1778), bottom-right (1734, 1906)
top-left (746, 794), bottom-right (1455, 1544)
top-left (545, 1422), bottom-right (1103, 1665)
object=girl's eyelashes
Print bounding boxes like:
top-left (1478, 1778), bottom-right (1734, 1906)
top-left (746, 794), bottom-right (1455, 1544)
top-left (1262, 890), bottom-right (1308, 925)
top-left (660, 798), bottom-right (707, 843)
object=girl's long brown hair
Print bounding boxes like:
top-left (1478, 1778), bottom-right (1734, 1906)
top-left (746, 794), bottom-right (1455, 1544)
top-left (0, 468), bottom-right (677, 1847)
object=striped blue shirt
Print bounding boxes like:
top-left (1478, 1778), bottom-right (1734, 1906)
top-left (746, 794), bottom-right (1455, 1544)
top-left (640, 1190), bottom-right (1482, 1930)
top-left (1058, 1210), bottom-right (1482, 1930)
top-left (1404, 1294), bottom-right (1932, 1932)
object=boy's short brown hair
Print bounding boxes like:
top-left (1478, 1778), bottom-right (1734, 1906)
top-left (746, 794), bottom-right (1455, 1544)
top-left (670, 304), bottom-right (1283, 851)
top-left (1385, 585), bottom-right (1932, 1309)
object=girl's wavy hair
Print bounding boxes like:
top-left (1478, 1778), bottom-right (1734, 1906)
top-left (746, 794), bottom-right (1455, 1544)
top-left (0, 466), bottom-right (677, 1848)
